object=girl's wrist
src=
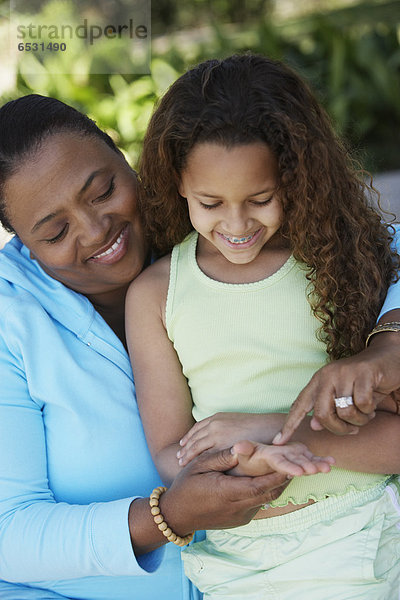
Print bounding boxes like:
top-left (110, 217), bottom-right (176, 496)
top-left (255, 413), bottom-right (286, 443)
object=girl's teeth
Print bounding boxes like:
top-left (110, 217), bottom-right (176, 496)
top-left (224, 232), bottom-right (255, 244)
top-left (94, 231), bottom-right (123, 258)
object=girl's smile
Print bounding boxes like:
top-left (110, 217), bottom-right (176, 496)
top-left (179, 142), bottom-right (283, 266)
top-left (217, 227), bottom-right (263, 248)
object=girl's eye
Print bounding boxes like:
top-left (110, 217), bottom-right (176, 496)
top-left (46, 224), bottom-right (69, 244)
top-left (200, 201), bottom-right (221, 210)
top-left (94, 176), bottom-right (115, 203)
top-left (252, 196), bottom-right (274, 206)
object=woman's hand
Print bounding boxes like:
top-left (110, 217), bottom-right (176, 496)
top-left (129, 446), bottom-right (290, 555)
top-left (177, 412), bottom-right (284, 466)
top-left (274, 325), bottom-right (400, 445)
top-left (162, 447), bottom-right (290, 534)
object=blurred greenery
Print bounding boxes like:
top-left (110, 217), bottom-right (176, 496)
top-left (1, 0), bottom-right (399, 171)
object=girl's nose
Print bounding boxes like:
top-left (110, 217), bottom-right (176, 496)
top-left (222, 208), bottom-right (251, 234)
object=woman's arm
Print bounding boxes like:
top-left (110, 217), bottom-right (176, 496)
top-left (125, 256), bottom-right (196, 486)
top-left (275, 308), bottom-right (400, 443)
top-left (0, 307), bottom-right (290, 581)
top-left (275, 223), bottom-right (400, 441)
top-left (0, 330), bottom-right (151, 582)
top-left (129, 447), bottom-right (290, 555)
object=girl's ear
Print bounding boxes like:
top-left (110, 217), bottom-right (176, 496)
top-left (177, 181), bottom-right (187, 199)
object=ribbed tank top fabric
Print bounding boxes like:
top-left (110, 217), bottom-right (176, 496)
top-left (166, 232), bottom-right (387, 507)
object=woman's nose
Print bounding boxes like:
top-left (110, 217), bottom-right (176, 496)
top-left (76, 209), bottom-right (110, 247)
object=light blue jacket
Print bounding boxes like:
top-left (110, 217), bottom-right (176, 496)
top-left (0, 237), bottom-right (200, 600)
top-left (379, 224), bottom-right (400, 318)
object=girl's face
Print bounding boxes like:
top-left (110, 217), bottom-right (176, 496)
top-left (4, 132), bottom-right (147, 300)
top-left (179, 142), bottom-right (283, 265)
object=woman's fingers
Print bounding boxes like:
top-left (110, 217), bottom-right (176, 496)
top-left (312, 394), bottom-right (365, 432)
top-left (352, 375), bottom-right (376, 414)
top-left (273, 382), bottom-right (317, 444)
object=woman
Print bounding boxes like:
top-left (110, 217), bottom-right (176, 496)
top-left (0, 95), bottom-right (290, 600)
top-left (0, 94), bottom-right (399, 600)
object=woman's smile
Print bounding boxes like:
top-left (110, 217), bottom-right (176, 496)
top-left (89, 224), bottom-right (130, 264)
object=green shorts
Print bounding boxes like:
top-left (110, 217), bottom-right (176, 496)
top-left (182, 478), bottom-right (400, 599)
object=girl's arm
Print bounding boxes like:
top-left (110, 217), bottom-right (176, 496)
top-left (126, 257), bottom-right (331, 483)
top-left (125, 256), bottom-right (195, 486)
top-left (179, 411), bottom-right (400, 474)
top-left (292, 411), bottom-right (400, 473)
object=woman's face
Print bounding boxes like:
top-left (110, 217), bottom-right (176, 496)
top-left (4, 132), bottom-right (148, 299)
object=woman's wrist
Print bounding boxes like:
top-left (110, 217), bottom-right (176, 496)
top-left (158, 487), bottom-right (195, 539)
top-left (128, 497), bottom-right (169, 556)
top-left (366, 321), bottom-right (400, 394)
top-left (128, 487), bottom-right (196, 556)
top-left (153, 488), bottom-right (194, 546)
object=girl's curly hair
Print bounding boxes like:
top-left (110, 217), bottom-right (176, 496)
top-left (139, 53), bottom-right (399, 360)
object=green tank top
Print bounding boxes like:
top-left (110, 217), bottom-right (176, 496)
top-left (166, 232), bottom-right (387, 506)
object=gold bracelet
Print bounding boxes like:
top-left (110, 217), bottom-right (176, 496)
top-left (365, 322), bottom-right (400, 347)
top-left (149, 486), bottom-right (194, 547)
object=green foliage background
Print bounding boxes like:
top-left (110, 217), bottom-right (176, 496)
top-left (1, 0), bottom-right (399, 172)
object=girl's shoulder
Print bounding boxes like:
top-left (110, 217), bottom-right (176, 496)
top-left (134, 253), bottom-right (171, 286)
top-left (126, 253), bottom-right (171, 316)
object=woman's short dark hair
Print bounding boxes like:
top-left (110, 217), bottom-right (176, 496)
top-left (0, 94), bottom-right (118, 232)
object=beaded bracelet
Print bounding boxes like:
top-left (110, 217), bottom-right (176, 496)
top-left (365, 322), bottom-right (400, 347)
top-left (149, 486), bottom-right (194, 547)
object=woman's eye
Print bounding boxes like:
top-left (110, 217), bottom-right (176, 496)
top-left (46, 224), bottom-right (68, 244)
top-left (94, 176), bottom-right (115, 203)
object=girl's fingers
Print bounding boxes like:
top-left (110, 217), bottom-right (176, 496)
top-left (179, 420), bottom-right (209, 446)
top-left (269, 455), bottom-right (305, 477)
top-left (282, 451), bottom-right (334, 475)
top-left (232, 439), bottom-right (257, 456)
top-left (177, 434), bottom-right (214, 465)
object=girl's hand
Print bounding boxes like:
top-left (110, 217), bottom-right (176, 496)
top-left (230, 440), bottom-right (335, 477)
top-left (160, 446), bottom-right (291, 536)
top-left (274, 327), bottom-right (400, 445)
top-left (130, 446), bottom-right (291, 555)
top-left (177, 412), bottom-right (284, 467)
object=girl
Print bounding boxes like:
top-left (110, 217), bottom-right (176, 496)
top-left (126, 55), bottom-right (400, 598)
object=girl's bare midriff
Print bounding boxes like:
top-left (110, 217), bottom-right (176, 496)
top-left (253, 498), bottom-right (316, 519)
